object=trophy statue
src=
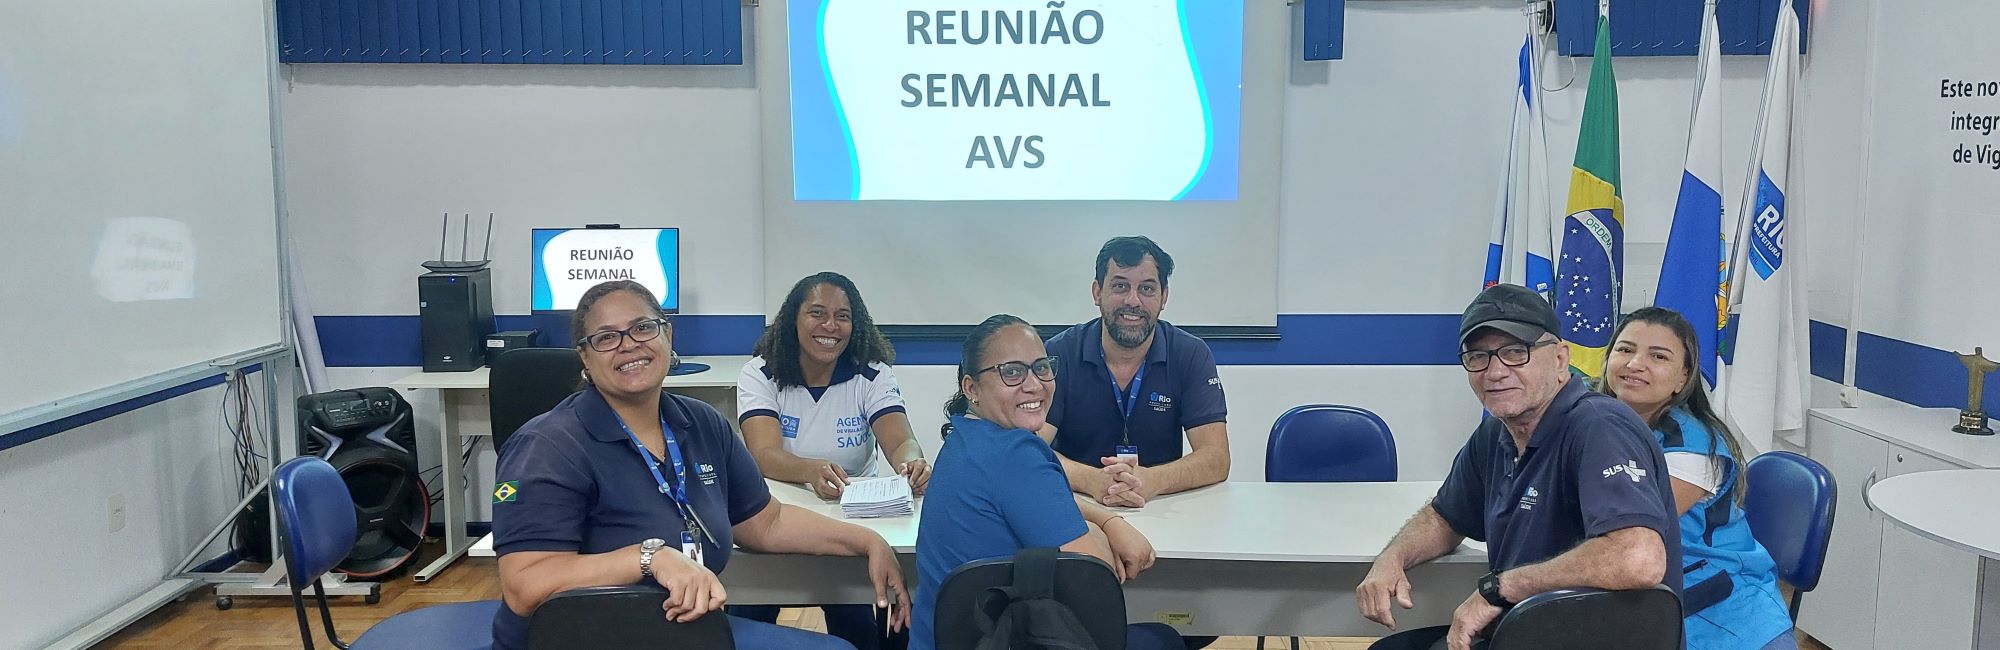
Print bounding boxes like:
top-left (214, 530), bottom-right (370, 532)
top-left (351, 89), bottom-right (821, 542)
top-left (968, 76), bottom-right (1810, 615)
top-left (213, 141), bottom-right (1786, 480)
top-left (1955, 348), bottom-right (1999, 435)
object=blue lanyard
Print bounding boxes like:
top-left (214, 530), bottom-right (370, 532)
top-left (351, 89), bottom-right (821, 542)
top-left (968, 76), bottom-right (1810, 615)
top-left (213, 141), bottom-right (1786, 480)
top-left (1103, 348), bottom-right (1147, 445)
top-left (614, 410), bottom-right (693, 522)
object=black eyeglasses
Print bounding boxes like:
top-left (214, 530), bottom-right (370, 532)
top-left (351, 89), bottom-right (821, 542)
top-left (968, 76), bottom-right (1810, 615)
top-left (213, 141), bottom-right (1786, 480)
top-left (1459, 339), bottom-right (1558, 372)
top-left (578, 318), bottom-right (670, 352)
top-left (973, 356), bottom-right (1059, 386)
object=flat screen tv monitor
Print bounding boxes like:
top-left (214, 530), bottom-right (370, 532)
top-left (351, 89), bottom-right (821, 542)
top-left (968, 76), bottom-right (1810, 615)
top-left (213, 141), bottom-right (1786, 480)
top-left (531, 227), bottom-right (679, 314)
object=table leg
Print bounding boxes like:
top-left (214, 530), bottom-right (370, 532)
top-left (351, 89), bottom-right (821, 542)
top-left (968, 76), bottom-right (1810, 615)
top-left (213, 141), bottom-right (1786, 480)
top-left (415, 388), bottom-right (471, 583)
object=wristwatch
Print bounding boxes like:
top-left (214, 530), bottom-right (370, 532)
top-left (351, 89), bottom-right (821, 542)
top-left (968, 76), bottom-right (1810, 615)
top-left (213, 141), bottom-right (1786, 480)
top-left (1478, 571), bottom-right (1512, 608)
top-left (638, 538), bottom-right (668, 579)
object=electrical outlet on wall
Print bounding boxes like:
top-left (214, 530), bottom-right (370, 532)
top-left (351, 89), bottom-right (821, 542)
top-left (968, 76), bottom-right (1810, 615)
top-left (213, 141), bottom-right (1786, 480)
top-left (108, 493), bottom-right (126, 533)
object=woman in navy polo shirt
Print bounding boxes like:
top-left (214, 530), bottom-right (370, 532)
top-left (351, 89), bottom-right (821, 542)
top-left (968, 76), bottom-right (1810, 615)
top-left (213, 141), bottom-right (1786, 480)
top-left (909, 314), bottom-right (1179, 650)
top-left (1601, 307), bottom-right (1796, 650)
top-left (732, 272), bottom-right (928, 648)
top-left (490, 280), bottom-right (912, 650)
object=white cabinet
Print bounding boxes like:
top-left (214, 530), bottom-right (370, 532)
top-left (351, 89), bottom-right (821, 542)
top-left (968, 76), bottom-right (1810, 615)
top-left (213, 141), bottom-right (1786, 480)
top-left (1875, 450), bottom-right (1979, 649)
top-left (1803, 408), bottom-right (2000, 650)
top-left (1799, 417), bottom-right (1886, 648)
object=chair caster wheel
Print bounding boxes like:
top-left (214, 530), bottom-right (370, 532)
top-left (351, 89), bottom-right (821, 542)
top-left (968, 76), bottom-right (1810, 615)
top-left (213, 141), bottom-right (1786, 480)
top-left (365, 592), bottom-right (381, 605)
top-left (215, 596), bottom-right (233, 610)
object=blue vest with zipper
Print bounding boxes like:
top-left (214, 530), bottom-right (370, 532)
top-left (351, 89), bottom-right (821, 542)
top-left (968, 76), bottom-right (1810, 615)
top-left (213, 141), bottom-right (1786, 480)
top-left (1659, 408), bottom-right (1794, 649)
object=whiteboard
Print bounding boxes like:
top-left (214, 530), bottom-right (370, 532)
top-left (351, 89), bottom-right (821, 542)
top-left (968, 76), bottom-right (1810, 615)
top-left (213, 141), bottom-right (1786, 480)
top-left (0, 0), bottom-right (283, 420)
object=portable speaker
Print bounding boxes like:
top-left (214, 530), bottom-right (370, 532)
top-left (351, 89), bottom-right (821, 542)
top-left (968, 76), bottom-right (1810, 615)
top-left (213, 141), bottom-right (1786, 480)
top-left (297, 388), bottom-right (430, 578)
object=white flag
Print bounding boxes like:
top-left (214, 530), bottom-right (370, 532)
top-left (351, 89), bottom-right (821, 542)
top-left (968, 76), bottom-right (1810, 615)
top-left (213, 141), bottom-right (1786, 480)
top-left (1721, 0), bottom-right (1809, 453)
top-left (1483, 32), bottom-right (1556, 295)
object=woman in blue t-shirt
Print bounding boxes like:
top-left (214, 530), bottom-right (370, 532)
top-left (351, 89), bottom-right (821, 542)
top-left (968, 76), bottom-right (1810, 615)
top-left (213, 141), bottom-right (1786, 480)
top-left (910, 314), bottom-right (1180, 650)
top-left (1601, 307), bottom-right (1796, 650)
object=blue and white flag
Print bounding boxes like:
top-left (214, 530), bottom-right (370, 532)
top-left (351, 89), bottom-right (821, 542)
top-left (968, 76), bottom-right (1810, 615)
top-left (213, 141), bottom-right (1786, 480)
top-left (1484, 32), bottom-right (1556, 296)
top-left (1722, 0), bottom-right (1809, 453)
top-left (1656, 0), bottom-right (1725, 384)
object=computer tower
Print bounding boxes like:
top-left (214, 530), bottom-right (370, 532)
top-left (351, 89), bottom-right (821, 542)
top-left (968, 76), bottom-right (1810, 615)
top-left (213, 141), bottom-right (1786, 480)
top-left (419, 268), bottom-right (495, 372)
top-left (298, 387), bottom-right (430, 578)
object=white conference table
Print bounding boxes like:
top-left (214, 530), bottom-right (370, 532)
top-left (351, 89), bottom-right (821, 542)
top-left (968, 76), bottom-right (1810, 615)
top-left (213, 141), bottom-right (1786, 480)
top-left (473, 479), bottom-right (1487, 636)
top-left (1870, 469), bottom-right (2000, 648)
top-left (391, 355), bottom-right (751, 583)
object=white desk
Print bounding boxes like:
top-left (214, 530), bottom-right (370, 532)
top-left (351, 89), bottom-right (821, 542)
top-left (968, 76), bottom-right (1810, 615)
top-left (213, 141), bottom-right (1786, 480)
top-left (474, 480), bottom-right (1485, 636)
top-left (1870, 469), bottom-right (2000, 649)
top-left (1871, 470), bottom-right (2000, 560)
top-left (392, 355), bottom-right (751, 583)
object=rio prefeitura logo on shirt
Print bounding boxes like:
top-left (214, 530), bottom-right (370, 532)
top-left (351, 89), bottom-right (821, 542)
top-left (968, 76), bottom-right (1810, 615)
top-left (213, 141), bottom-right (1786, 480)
top-left (493, 481), bottom-right (520, 503)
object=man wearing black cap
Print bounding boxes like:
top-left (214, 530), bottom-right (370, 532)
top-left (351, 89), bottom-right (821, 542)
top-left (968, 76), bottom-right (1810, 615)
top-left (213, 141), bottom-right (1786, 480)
top-left (1354, 284), bottom-right (1681, 650)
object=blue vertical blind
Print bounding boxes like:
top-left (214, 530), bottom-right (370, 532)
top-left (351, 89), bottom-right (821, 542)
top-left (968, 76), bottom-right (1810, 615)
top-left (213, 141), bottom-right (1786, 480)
top-left (1302, 0), bottom-right (1345, 61)
top-left (1555, 0), bottom-right (1809, 56)
top-left (275, 0), bottom-right (744, 64)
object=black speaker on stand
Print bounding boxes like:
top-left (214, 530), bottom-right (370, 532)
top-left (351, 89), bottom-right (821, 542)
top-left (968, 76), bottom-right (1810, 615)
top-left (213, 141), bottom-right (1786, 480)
top-left (297, 387), bottom-right (431, 578)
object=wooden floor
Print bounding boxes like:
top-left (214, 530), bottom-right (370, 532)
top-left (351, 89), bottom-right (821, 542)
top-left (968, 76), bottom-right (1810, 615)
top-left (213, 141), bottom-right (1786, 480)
top-left (94, 546), bottom-right (1827, 649)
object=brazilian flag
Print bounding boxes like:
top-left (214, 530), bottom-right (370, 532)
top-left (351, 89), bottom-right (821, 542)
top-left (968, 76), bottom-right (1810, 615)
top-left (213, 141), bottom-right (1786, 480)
top-left (1556, 12), bottom-right (1623, 378)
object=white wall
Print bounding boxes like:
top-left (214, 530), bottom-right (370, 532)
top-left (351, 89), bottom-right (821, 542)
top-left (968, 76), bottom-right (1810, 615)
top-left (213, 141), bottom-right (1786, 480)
top-left (279, 61), bottom-right (767, 317)
top-left (292, 2), bottom-right (1799, 519)
top-left (0, 385), bottom-right (248, 649)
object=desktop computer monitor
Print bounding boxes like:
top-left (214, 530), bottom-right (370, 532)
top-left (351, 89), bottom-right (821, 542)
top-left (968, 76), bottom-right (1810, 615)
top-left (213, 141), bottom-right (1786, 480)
top-left (530, 227), bottom-right (680, 314)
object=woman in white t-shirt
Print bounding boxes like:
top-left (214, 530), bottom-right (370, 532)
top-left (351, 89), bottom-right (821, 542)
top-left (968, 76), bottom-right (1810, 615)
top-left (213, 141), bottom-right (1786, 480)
top-left (731, 272), bottom-right (929, 649)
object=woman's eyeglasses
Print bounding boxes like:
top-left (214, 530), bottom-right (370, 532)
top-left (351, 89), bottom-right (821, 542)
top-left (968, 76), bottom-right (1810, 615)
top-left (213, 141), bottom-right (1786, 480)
top-left (578, 318), bottom-right (670, 352)
top-left (972, 356), bottom-right (1059, 386)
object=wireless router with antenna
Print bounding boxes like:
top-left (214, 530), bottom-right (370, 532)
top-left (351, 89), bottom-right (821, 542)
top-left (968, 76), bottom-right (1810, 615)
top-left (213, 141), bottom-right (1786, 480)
top-left (422, 212), bottom-right (494, 273)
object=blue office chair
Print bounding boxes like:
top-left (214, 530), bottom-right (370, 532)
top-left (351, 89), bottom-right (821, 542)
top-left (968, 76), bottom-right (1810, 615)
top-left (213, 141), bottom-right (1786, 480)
top-left (1484, 586), bottom-right (1683, 650)
top-left (273, 456), bottom-right (500, 649)
top-left (1265, 405), bottom-right (1398, 483)
top-left (1261, 404), bottom-right (1397, 649)
top-left (1742, 450), bottom-right (1838, 619)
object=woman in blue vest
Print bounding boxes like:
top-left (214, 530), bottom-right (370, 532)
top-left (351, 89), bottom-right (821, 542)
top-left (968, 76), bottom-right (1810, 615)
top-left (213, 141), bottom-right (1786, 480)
top-left (1600, 307), bottom-right (1796, 650)
top-left (909, 314), bottom-right (1180, 650)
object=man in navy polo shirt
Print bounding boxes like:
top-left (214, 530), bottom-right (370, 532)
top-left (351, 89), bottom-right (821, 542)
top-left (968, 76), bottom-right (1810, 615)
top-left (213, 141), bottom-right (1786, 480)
top-left (1356, 284), bottom-right (1681, 650)
top-left (1040, 236), bottom-right (1230, 509)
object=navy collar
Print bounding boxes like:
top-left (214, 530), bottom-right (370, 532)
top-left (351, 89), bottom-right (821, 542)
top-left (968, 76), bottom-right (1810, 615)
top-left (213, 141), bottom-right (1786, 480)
top-left (823, 355), bottom-right (861, 387)
top-left (576, 385), bottom-right (699, 444)
top-left (1079, 318), bottom-right (1172, 370)
top-left (1520, 378), bottom-right (1590, 450)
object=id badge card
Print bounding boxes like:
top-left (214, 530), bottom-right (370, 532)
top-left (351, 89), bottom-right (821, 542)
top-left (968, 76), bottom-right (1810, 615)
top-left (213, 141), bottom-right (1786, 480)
top-left (1114, 444), bottom-right (1140, 467)
top-left (680, 530), bottom-right (703, 565)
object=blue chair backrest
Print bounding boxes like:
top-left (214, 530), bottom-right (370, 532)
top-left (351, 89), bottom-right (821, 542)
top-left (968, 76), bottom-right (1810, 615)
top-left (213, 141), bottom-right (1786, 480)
top-left (1264, 404), bottom-right (1397, 482)
top-left (274, 456), bottom-right (358, 588)
top-left (1743, 450), bottom-right (1837, 591)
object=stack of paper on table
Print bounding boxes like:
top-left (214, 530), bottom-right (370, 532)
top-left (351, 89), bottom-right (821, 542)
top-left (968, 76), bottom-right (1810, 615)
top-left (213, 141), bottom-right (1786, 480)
top-left (840, 476), bottom-right (914, 518)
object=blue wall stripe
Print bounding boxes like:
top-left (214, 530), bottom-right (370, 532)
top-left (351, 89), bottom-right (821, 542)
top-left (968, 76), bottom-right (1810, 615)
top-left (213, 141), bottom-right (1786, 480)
top-left (316, 314), bottom-right (1465, 368)
top-left (0, 365), bottom-right (263, 454)
top-left (1807, 319), bottom-right (1844, 384)
top-left (315, 314), bottom-right (767, 367)
top-left (312, 314), bottom-right (1986, 415)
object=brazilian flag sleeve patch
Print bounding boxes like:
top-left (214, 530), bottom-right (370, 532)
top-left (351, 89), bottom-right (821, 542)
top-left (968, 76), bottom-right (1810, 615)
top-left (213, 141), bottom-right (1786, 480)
top-left (492, 481), bottom-right (520, 503)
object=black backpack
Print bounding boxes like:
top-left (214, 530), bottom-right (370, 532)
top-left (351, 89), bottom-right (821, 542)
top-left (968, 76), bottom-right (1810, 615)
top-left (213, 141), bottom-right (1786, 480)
top-left (971, 548), bottom-right (1101, 650)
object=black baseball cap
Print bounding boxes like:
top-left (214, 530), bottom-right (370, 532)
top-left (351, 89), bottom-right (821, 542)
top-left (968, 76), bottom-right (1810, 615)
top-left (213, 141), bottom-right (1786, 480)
top-left (1459, 284), bottom-right (1562, 349)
